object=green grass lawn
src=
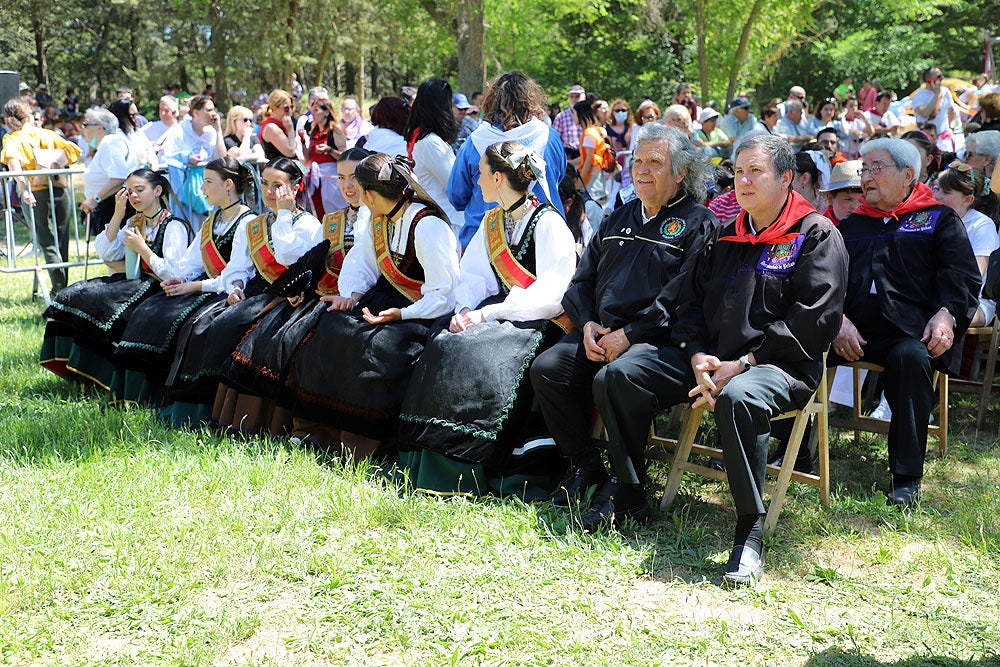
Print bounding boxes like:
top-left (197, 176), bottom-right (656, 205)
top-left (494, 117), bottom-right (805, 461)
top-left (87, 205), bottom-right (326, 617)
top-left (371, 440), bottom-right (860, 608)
top-left (1, 269), bottom-right (998, 666)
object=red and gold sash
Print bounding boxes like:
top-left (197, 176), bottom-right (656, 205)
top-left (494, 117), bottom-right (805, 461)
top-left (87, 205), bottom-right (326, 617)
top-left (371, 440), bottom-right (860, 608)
top-left (199, 212), bottom-right (228, 279)
top-left (247, 210), bottom-right (305, 283)
top-left (246, 211), bottom-right (292, 284)
top-left (371, 212), bottom-right (424, 303)
top-left (483, 206), bottom-right (576, 332)
top-left (316, 209), bottom-right (350, 296)
top-left (131, 209), bottom-right (171, 280)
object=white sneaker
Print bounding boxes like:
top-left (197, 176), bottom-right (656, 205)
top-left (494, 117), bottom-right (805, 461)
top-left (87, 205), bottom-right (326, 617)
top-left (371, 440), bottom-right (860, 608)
top-left (869, 394), bottom-right (892, 420)
top-left (868, 393), bottom-right (934, 423)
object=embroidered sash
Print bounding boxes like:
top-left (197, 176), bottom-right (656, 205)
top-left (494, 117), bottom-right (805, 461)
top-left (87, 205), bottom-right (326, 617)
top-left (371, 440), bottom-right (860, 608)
top-left (316, 209), bottom-right (350, 296)
top-left (371, 211), bottom-right (425, 303)
top-left (132, 209), bottom-right (171, 280)
top-left (483, 205), bottom-right (576, 333)
top-left (200, 211), bottom-right (227, 278)
top-left (246, 209), bottom-right (308, 284)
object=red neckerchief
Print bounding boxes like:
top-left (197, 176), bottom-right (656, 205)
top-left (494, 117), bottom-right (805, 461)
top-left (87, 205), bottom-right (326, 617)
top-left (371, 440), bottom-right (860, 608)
top-left (719, 190), bottom-right (814, 245)
top-left (854, 182), bottom-right (939, 222)
top-left (822, 205), bottom-right (839, 226)
top-left (830, 152), bottom-right (847, 167)
top-left (406, 127), bottom-right (420, 161)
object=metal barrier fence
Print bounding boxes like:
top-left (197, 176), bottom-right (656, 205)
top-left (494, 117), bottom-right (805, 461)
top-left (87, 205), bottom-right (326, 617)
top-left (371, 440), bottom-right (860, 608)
top-left (2, 160), bottom-right (269, 306)
top-left (0, 166), bottom-right (98, 304)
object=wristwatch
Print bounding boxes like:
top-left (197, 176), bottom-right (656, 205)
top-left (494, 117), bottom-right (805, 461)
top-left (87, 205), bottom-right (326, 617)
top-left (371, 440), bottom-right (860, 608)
top-left (93, 193), bottom-right (102, 203)
top-left (739, 355), bottom-right (753, 372)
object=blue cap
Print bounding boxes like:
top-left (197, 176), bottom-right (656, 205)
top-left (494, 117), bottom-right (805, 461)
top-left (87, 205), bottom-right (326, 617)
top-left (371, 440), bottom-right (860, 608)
top-left (453, 93), bottom-right (471, 109)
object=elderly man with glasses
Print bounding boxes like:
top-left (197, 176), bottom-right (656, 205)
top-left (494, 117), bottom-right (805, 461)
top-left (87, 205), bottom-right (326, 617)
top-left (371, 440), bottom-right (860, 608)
top-left (964, 130), bottom-right (1000, 186)
top-left (339, 97), bottom-right (373, 149)
top-left (833, 138), bottom-right (980, 507)
top-left (778, 86), bottom-right (807, 117)
top-left (775, 100), bottom-right (813, 151)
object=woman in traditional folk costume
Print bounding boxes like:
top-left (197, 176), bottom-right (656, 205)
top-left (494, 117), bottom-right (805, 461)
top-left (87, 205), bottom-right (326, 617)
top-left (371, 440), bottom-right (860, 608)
top-left (164, 158), bottom-right (322, 426)
top-left (216, 148), bottom-right (372, 435)
top-left (289, 153), bottom-right (460, 459)
top-left (397, 141), bottom-right (577, 499)
top-left (39, 169), bottom-right (191, 389)
top-left (108, 157), bottom-right (256, 411)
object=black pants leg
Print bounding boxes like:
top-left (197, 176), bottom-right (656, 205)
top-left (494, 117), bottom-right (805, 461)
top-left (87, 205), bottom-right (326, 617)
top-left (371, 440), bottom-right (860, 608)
top-left (857, 337), bottom-right (934, 478)
top-left (715, 366), bottom-right (797, 516)
top-left (834, 298), bottom-right (936, 479)
top-left (595, 345), bottom-right (694, 486)
top-left (530, 329), bottom-right (606, 472)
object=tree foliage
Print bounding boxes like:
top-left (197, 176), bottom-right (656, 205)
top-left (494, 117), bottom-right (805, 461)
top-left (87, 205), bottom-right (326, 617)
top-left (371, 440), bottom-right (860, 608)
top-left (0, 0), bottom-right (995, 115)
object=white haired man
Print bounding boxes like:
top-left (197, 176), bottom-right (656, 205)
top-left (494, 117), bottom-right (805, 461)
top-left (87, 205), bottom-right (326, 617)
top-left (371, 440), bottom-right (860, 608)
top-left (833, 138), bottom-right (980, 507)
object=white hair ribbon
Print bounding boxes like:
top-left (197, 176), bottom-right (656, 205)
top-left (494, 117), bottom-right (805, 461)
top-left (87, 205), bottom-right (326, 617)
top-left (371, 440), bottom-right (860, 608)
top-left (505, 148), bottom-right (546, 181)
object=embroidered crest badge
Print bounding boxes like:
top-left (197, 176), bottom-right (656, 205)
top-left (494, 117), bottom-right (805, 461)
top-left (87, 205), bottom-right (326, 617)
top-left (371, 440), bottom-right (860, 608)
top-left (897, 210), bottom-right (939, 234)
top-left (769, 243), bottom-right (793, 262)
top-left (756, 235), bottom-right (806, 276)
top-left (661, 218), bottom-right (685, 238)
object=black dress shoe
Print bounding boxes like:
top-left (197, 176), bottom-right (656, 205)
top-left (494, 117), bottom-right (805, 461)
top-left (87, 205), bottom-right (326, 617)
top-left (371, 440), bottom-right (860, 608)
top-left (722, 544), bottom-right (764, 587)
top-left (887, 477), bottom-right (920, 507)
top-left (578, 478), bottom-right (653, 532)
top-left (549, 466), bottom-right (608, 508)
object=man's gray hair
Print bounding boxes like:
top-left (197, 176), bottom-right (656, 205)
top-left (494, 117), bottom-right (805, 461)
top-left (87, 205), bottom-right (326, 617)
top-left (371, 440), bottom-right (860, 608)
top-left (784, 100), bottom-right (803, 114)
top-left (158, 95), bottom-right (179, 114)
top-left (861, 138), bottom-right (921, 184)
top-left (733, 131), bottom-right (795, 182)
top-left (967, 130), bottom-right (1000, 160)
top-left (308, 87), bottom-right (329, 101)
top-left (634, 123), bottom-right (708, 202)
top-left (86, 107), bottom-right (119, 134)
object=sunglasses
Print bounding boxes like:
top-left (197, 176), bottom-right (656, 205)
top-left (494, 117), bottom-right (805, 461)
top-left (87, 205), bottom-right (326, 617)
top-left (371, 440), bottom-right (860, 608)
top-left (946, 160), bottom-right (974, 179)
top-left (81, 122), bottom-right (98, 127)
top-left (280, 105), bottom-right (292, 112)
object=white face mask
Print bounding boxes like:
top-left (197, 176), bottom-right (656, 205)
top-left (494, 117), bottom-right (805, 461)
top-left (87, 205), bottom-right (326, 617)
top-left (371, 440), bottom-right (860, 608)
top-left (614, 110), bottom-right (628, 123)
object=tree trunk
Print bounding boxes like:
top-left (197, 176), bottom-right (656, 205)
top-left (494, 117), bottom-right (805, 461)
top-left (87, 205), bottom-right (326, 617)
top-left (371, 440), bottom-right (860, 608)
top-left (32, 16), bottom-right (48, 87)
top-left (209, 2), bottom-right (229, 112)
top-left (695, 0), bottom-right (709, 104)
top-left (345, 59), bottom-right (356, 96)
top-left (370, 51), bottom-right (380, 98)
top-left (455, 0), bottom-right (485, 96)
top-left (726, 0), bottom-right (766, 103)
top-left (284, 0), bottom-right (300, 89)
top-left (316, 34), bottom-right (331, 88)
top-left (357, 50), bottom-right (365, 111)
top-left (419, 0), bottom-right (484, 95)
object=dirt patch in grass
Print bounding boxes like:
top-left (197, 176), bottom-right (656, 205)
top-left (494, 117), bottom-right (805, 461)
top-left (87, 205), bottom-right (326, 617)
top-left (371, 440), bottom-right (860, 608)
top-left (628, 578), bottom-right (759, 625)
top-left (217, 626), bottom-right (299, 666)
top-left (85, 634), bottom-right (142, 662)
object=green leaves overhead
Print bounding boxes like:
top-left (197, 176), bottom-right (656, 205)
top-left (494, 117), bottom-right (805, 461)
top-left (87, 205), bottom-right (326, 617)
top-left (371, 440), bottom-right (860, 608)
top-left (0, 0), bottom-right (994, 114)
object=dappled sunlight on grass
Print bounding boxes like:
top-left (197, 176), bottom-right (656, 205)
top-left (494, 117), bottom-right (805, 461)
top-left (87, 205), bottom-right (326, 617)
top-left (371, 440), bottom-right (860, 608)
top-left (1, 269), bottom-right (998, 665)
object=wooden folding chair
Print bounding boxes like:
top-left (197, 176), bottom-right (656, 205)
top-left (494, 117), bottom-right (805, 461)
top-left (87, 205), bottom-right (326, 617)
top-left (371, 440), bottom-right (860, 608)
top-left (659, 366), bottom-right (830, 535)
top-left (948, 316), bottom-right (1000, 430)
top-left (828, 362), bottom-right (948, 456)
